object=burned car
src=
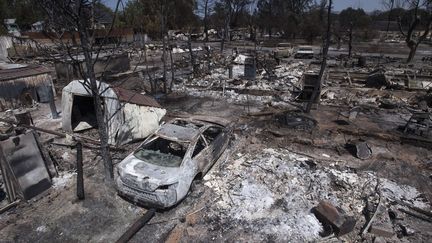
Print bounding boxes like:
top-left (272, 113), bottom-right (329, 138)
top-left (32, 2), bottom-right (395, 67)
top-left (115, 118), bottom-right (231, 208)
top-left (294, 45), bottom-right (314, 59)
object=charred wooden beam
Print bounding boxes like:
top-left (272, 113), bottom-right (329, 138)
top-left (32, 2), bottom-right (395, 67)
top-left (76, 142), bottom-right (84, 200)
top-left (116, 208), bottom-right (156, 243)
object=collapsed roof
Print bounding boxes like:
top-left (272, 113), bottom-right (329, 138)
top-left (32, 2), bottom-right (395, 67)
top-left (0, 64), bottom-right (55, 111)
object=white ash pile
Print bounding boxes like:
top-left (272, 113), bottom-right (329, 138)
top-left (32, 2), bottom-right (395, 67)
top-left (202, 148), bottom-right (430, 241)
top-left (173, 61), bottom-right (308, 106)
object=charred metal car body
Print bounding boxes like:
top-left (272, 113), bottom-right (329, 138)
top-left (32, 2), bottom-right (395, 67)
top-left (115, 118), bottom-right (230, 208)
top-left (294, 45), bottom-right (314, 59)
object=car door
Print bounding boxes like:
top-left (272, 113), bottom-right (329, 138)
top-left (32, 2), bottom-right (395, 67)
top-left (202, 125), bottom-right (228, 173)
top-left (191, 135), bottom-right (210, 173)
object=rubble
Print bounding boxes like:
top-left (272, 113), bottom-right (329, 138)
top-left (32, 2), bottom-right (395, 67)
top-left (347, 140), bottom-right (372, 160)
top-left (312, 201), bottom-right (356, 236)
top-left (200, 147), bottom-right (430, 242)
top-left (1, 10), bottom-right (432, 242)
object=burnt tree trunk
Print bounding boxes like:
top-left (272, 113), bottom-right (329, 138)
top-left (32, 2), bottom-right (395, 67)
top-left (78, 23), bottom-right (113, 180)
top-left (407, 41), bottom-right (419, 63)
top-left (160, 2), bottom-right (168, 93)
top-left (142, 35), bottom-right (155, 93)
top-left (48, 86), bottom-right (59, 119)
top-left (386, 0), bottom-right (395, 35)
top-left (204, 0), bottom-right (209, 42)
top-left (221, 3), bottom-right (232, 53)
top-left (221, 31), bottom-right (225, 53)
top-left (348, 22), bottom-right (353, 58)
top-left (306, 0), bottom-right (332, 113)
top-left (398, 1), bottom-right (432, 63)
top-left (188, 32), bottom-right (196, 77)
top-left (169, 43), bottom-right (175, 92)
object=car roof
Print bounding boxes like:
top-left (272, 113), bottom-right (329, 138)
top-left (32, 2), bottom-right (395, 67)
top-left (156, 123), bottom-right (200, 142)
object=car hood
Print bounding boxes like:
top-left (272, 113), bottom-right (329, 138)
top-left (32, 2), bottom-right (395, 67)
top-left (117, 155), bottom-right (181, 190)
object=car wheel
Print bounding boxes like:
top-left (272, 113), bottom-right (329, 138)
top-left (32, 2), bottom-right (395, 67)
top-left (188, 173), bottom-right (204, 196)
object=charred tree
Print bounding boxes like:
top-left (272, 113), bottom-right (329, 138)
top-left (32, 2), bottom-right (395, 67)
top-left (398, 0), bottom-right (432, 63)
top-left (38, 0), bottom-right (122, 180)
top-left (79, 20), bottom-right (113, 180)
top-left (160, 0), bottom-right (168, 93)
top-left (319, 0), bottom-right (332, 80)
top-left (306, 0), bottom-right (332, 113)
top-left (168, 42), bottom-right (175, 92)
top-left (386, 0), bottom-right (395, 34)
top-left (188, 32), bottom-right (197, 77)
top-left (348, 21), bottom-right (353, 58)
top-left (202, 0), bottom-right (213, 42)
top-left (220, 0), bottom-right (233, 53)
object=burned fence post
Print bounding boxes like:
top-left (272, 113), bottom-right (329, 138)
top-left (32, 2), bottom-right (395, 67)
top-left (169, 43), bottom-right (175, 92)
top-left (48, 85), bottom-right (59, 119)
top-left (76, 142), bottom-right (84, 200)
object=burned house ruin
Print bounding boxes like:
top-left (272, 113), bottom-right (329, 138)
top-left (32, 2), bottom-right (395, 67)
top-left (0, 63), bottom-right (55, 111)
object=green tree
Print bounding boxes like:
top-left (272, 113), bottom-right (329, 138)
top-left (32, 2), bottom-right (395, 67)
top-left (339, 8), bottom-right (371, 30)
top-left (301, 3), bottom-right (326, 43)
top-left (398, 0), bottom-right (432, 62)
top-left (255, 0), bottom-right (313, 39)
top-left (0, 0), bottom-right (7, 34)
top-left (256, 0), bottom-right (278, 37)
top-left (120, 0), bottom-right (198, 38)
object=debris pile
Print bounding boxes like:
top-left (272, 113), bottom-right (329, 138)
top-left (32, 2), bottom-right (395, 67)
top-left (202, 148), bottom-right (430, 241)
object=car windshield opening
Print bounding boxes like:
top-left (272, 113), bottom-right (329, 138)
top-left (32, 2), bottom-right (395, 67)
top-left (134, 137), bottom-right (189, 167)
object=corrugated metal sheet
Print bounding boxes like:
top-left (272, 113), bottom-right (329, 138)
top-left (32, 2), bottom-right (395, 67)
top-left (0, 64), bottom-right (51, 82)
top-left (0, 132), bottom-right (52, 200)
top-left (113, 87), bottom-right (162, 108)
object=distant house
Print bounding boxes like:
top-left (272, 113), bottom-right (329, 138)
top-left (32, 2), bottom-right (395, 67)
top-left (93, 5), bottom-right (114, 29)
top-left (31, 21), bottom-right (45, 32)
top-left (3, 19), bottom-right (20, 37)
top-left (54, 52), bottom-right (131, 83)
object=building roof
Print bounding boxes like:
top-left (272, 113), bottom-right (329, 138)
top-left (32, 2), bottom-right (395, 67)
top-left (23, 28), bottom-right (133, 41)
top-left (0, 64), bottom-right (51, 82)
top-left (94, 5), bottom-right (114, 25)
top-left (113, 87), bottom-right (162, 108)
top-left (156, 123), bottom-right (199, 142)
